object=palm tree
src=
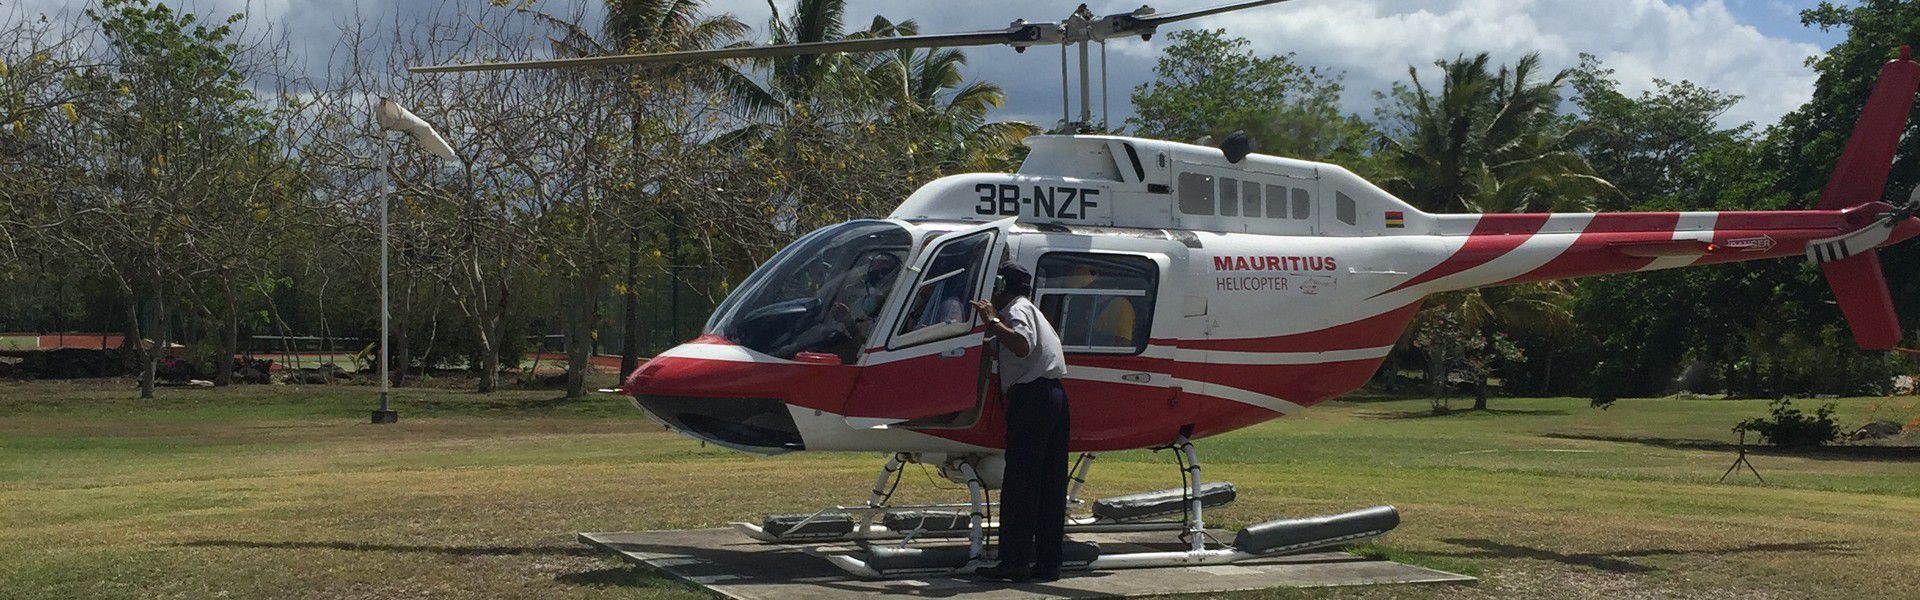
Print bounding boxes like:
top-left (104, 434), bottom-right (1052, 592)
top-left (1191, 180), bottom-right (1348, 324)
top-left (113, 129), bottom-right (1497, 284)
top-left (1382, 52), bottom-right (1614, 214)
top-left (522, 0), bottom-right (759, 379)
top-left (864, 19), bottom-right (1039, 173)
top-left (727, 3), bottom-right (1038, 225)
top-left (1383, 52), bottom-right (1613, 408)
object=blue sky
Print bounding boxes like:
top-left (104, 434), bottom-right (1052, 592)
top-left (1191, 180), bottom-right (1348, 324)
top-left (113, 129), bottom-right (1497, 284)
top-left (7, 1), bottom-right (1862, 128)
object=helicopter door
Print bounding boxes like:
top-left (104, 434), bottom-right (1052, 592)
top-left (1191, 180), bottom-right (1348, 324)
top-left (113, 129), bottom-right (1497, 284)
top-left (841, 219), bottom-right (1011, 428)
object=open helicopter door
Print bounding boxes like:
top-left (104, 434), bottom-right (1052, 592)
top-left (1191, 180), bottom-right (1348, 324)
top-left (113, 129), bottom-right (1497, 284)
top-left (841, 218), bottom-right (1013, 429)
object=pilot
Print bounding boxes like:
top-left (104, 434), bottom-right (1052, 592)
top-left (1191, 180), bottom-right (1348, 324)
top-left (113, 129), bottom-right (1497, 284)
top-left (970, 263), bottom-right (1070, 583)
top-left (825, 252), bottom-right (902, 349)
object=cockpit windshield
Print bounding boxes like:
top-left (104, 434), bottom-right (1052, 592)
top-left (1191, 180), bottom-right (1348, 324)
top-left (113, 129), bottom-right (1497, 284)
top-left (705, 220), bottom-right (913, 363)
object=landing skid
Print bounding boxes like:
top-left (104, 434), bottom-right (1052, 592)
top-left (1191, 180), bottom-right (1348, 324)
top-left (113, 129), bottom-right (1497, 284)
top-left (731, 514), bottom-right (1189, 543)
top-left (752, 441), bottom-right (1405, 579)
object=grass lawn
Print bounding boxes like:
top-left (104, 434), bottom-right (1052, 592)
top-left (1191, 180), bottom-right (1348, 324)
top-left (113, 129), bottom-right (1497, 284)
top-left (2, 379), bottom-right (1916, 599)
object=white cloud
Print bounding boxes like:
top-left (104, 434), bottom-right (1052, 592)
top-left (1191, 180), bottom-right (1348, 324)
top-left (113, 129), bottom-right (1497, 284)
top-left (5, 0), bottom-right (1826, 129)
top-left (1190, 0), bottom-right (1823, 127)
top-left (711, 0), bottom-right (1827, 129)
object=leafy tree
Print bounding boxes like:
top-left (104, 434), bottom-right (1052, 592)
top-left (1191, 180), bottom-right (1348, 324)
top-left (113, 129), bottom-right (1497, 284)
top-left (1380, 52), bottom-right (1613, 214)
top-left (1775, 1), bottom-right (1920, 340)
top-left (1129, 29), bottom-right (1370, 162)
top-left (1410, 309), bottom-right (1524, 412)
top-left (866, 22), bottom-right (1038, 173)
top-left (55, 0), bottom-right (281, 396)
top-left (1567, 54), bottom-right (1748, 211)
top-left (1379, 52), bottom-right (1608, 407)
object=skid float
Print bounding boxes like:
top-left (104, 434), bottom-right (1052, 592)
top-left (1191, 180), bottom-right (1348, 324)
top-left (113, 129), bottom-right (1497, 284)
top-left (733, 440), bottom-right (1404, 579)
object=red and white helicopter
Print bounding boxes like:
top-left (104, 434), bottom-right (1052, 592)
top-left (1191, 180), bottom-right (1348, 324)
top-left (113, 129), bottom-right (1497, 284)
top-left (419, 0), bottom-right (1920, 578)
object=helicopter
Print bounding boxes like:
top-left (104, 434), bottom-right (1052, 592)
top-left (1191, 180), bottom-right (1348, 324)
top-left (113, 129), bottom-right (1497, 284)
top-left (416, 0), bottom-right (1920, 579)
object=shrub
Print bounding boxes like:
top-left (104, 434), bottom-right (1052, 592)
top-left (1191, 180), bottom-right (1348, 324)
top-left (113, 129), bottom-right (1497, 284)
top-left (1735, 399), bottom-right (1840, 448)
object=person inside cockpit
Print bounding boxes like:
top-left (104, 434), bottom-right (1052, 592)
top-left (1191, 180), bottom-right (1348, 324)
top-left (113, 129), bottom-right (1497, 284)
top-left (773, 250), bottom-right (903, 362)
top-left (832, 251), bottom-right (902, 338)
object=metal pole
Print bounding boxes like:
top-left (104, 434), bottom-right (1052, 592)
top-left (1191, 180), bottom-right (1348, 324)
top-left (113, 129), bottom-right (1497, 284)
top-left (1078, 40), bottom-right (1092, 127)
top-left (1059, 42), bottom-right (1070, 129)
top-left (374, 164), bottom-right (396, 424)
top-left (1100, 40), bottom-right (1109, 130)
top-left (379, 182), bottom-right (391, 408)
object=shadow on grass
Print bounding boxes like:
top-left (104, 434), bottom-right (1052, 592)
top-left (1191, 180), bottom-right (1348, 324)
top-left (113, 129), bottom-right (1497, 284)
top-left (1359, 407), bottom-right (1571, 420)
top-left (176, 539), bottom-right (597, 557)
top-left (1542, 433), bottom-right (1920, 461)
top-left (1433, 538), bottom-right (1853, 574)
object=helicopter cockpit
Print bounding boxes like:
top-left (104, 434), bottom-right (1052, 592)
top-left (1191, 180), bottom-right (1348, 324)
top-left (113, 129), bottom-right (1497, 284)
top-left (704, 220), bottom-right (913, 364)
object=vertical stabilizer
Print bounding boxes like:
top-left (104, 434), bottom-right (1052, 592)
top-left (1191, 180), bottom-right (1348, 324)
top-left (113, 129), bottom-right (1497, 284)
top-left (1815, 47), bottom-right (1920, 350)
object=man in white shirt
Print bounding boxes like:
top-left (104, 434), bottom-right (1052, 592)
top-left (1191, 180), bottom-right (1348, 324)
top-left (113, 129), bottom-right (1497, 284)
top-left (969, 263), bottom-right (1070, 582)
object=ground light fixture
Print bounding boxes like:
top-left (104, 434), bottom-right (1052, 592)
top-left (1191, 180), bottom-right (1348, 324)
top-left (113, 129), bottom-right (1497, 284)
top-left (370, 97), bottom-right (457, 424)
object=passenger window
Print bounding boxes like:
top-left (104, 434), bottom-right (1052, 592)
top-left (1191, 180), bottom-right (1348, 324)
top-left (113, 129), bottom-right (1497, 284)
top-left (1178, 172), bottom-right (1214, 215)
top-left (1291, 188), bottom-right (1311, 220)
top-left (1336, 191), bottom-right (1357, 226)
top-left (893, 230), bottom-right (991, 346)
top-left (1242, 181), bottom-right (1262, 217)
top-left (1035, 253), bottom-right (1157, 355)
top-left (1219, 177), bottom-right (1239, 216)
top-left (1265, 185), bottom-right (1287, 218)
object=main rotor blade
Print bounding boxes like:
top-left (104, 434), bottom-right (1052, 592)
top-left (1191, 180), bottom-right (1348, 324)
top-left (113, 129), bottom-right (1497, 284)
top-left (1134, 0), bottom-right (1298, 27)
top-left (411, 29), bottom-right (1034, 73)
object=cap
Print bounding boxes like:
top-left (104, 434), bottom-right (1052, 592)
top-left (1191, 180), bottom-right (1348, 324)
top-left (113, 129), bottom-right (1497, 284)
top-left (997, 262), bottom-right (1032, 289)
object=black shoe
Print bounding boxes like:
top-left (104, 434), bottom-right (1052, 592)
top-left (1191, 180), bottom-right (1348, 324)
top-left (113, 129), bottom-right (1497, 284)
top-left (975, 563), bottom-right (1032, 582)
top-left (1028, 568), bottom-right (1060, 583)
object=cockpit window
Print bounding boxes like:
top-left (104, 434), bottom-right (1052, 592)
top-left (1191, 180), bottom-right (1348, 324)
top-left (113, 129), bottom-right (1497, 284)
top-left (704, 221), bottom-right (912, 363)
top-left (894, 230), bottom-right (993, 342)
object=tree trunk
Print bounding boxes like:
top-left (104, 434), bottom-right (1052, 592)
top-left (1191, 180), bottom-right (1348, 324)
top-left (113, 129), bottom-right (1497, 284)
top-left (125, 296), bottom-right (153, 399)
top-left (120, 303), bottom-right (140, 377)
top-left (565, 270), bottom-right (606, 400)
top-left (477, 340), bottom-right (498, 392)
top-left (1472, 377), bottom-right (1489, 411)
top-left (1424, 353), bottom-right (1446, 398)
top-left (393, 279), bottom-right (411, 387)
top-left (142, 286), bottom-right (166, 399)
top-left (565, 294), bottom-right (591, 400)
top-left (214, 290), bottom-right (237, 387)
top-left (392, 312), bottom-right (409, 387)
top-left (475, 319), bottom-right (498, 393)
top-left (619, 229), bottom-right (643, 379)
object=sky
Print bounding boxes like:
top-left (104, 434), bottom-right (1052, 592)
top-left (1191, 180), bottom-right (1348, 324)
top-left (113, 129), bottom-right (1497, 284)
top-left (7, 0), bottom-right (1854, 129)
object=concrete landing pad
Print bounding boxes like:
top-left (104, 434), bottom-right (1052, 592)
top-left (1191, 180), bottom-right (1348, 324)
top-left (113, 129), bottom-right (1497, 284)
top-left (579, 528), bottom-right (1474, 599)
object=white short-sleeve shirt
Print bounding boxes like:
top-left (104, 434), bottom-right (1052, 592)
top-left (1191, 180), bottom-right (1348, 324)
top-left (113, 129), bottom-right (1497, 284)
top-left (996, 296), bottom-right (1068, 390)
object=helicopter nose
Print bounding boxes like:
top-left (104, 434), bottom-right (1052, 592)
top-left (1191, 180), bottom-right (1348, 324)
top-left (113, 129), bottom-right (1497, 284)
top-left (619, 339), bottom-right (814, 453)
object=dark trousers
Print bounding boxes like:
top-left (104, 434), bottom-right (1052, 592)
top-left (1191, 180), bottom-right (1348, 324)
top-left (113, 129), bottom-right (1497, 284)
top-left (996, 377), bottom-right (1070, 571)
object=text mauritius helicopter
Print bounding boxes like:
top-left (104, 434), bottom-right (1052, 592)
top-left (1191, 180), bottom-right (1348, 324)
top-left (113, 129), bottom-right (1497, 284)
top-left (417, 0), bottom-right (1920, 579)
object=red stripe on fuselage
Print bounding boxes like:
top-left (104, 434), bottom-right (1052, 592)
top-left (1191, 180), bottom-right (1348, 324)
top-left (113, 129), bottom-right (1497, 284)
top-left (1378, 213), bottom-right (1550, 296)
top-left (1503, 212), bottom-right (1680, 284)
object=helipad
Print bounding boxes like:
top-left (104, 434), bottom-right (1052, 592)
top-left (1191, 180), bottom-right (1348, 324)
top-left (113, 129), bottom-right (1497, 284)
top-left (579, 528), bottom-right (1475, 599)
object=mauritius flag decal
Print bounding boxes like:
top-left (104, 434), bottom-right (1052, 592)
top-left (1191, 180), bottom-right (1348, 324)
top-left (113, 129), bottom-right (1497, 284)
top-left (1385, 211), bottom-right (1405, 228)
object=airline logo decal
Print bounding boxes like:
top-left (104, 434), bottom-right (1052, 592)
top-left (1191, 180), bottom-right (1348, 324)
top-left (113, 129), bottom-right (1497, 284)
top-left (1726, 235), bottom-right (1776, 252)
top-left (1213, 255), bottom-right (1338, 292)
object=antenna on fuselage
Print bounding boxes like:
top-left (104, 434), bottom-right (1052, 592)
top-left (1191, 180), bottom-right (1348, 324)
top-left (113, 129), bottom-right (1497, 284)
top-left (409, 1), bottom-right (1302, 133)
